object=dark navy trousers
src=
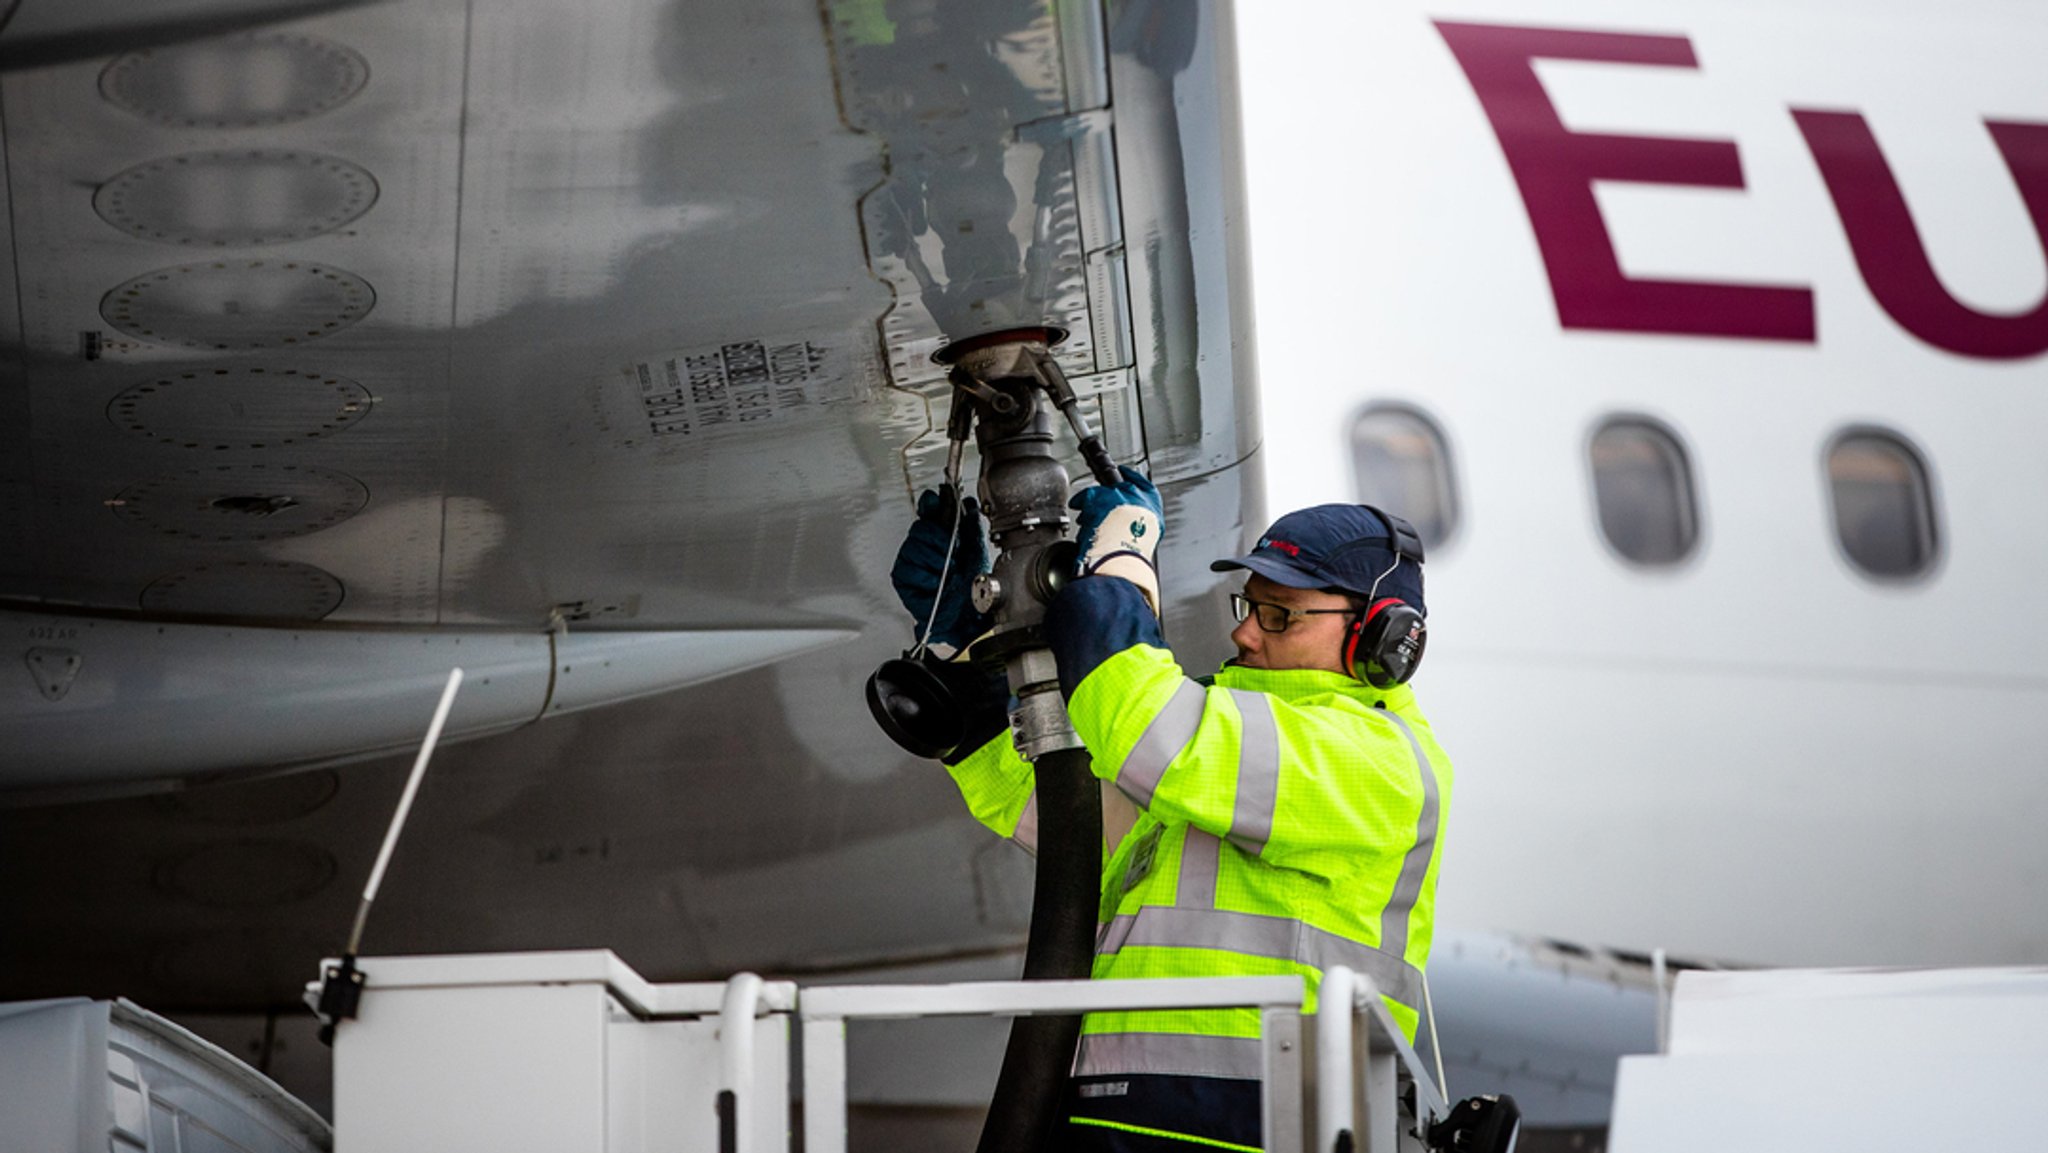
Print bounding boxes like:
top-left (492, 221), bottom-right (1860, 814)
top-left (1065, 1073), bottom-right (1264, 1151)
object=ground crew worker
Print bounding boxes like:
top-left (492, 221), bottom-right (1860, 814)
top-left (890, 471), bottom-right (1452, 1152)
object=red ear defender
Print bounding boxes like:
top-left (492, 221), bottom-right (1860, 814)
top-left (1342, 609), bottom-right (1372, 680)
top-left (1347, 598), bottom-right (1427, 688)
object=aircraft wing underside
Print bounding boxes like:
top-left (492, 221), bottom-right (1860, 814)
top-left (0, 0), bottom-right (1261, 1012)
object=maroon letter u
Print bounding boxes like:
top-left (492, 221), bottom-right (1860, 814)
top-left (1794, 110), bottom-right (2048, 361)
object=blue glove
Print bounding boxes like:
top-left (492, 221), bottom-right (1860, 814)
top-left (1069, 466), bottom-right (1163, 612)
top-left (891, 485), bottom-right (993, 659)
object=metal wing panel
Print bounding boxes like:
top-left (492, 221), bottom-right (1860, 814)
top-left (0, 0), bottom-right (1257, 632)
top-left (1, 4), bottom-right (469, 620)
top-left (0, 0), bottom-right (1264, 1064)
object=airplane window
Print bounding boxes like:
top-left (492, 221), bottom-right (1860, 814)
top-left (1827, 429), bottom-right (1939, 580)
top-left (1588, 417), bottom-right (1698, 566)
top-left (1349, 405), bottom-right (1458, 549)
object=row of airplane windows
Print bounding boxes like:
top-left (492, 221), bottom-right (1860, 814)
top-left (1350, 405), bottom-right (1940, 581)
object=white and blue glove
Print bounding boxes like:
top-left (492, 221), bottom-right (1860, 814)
top-left (1069, 466), bottom-right (1163, 614)
top-left (891, 485), bottom-right (993, 660)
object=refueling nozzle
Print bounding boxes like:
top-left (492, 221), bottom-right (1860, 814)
top-left (867, 330), bottom-right (1120, 760)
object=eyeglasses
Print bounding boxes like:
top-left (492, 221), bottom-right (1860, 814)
top-left (1229, 593), bottom-right (1355, 635)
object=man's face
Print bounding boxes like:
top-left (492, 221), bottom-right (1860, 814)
top-left (1229, 573), bottom-right (1357, 674)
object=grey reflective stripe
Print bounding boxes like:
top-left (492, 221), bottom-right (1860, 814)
top-left (1226, 689), bottom-right (1280, 856)
top-left (1114, 679), bottom-right (1206, 807)
top-left (1176, 828), bottom-right (1220, 908)
top-left (1012, 792), bottom-right (1039, 853)
top-left (1375, 709), bottom-right (1439, 963)
top-left (1074, 1031), bottom-right (1266, 1080)
top-left (1096, 912), bottom-right (1136, 955)
top-left (1095, 905), bottom-right (1421, 1006)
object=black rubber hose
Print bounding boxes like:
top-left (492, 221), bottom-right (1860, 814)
top-left (974, 742), bottom-right (1103, 1153)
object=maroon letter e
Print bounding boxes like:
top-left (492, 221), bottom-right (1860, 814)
top-left (1436, 21), bottom-right (1815, 343)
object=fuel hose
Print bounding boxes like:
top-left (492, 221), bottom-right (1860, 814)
top-left (975, 743), bottom-right (1101, 1153)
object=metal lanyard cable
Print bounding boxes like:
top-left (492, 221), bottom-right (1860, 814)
top-left (909, 463), bottom-right (968, 661)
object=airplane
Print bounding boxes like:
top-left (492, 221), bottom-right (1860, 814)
top-left (5, 0), bottom-right (2042, 1146)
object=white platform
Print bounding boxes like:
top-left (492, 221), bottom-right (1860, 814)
top-left (1610, 966), bottom-right (2048, 1153)
top-left (326, 951), bottom-right (794, 1153)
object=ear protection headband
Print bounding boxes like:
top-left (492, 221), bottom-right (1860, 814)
top-left (1339, 507), bottom-right (1427, 688)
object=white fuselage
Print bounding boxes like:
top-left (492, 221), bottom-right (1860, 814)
top-left (1238, 0), bottom-right (2048, 968)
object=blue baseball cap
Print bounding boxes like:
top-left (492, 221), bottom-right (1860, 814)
top-left (1210, 504), bottom-right (1426, 614)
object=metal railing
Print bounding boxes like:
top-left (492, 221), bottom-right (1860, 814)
top-left (1314, 966), bottom-right (1447, 1153)
top-left (799, 974), bottom-right (1308, 1153)
top-left (319, 951), bottom-right (1449, 1153)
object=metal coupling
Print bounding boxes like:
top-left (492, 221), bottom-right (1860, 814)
top-left (1010, 686), bottom-right (1084, 760)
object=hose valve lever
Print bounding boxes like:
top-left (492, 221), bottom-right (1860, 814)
top-left (1028, 348), bottom-right (1121, 487)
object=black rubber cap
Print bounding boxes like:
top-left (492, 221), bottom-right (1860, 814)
top-left (866, 656), bottom-right (967, 759)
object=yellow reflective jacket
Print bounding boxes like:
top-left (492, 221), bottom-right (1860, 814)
top-left (946, 637), bottom-right (1452, 1083)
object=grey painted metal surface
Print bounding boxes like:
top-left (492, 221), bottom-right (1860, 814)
top-left (5, 608), bottom-right (855, 788)
top-left (0, 996), bottom-right (330, 1153)
top-left (0, 0), bottom-right (1256, 639)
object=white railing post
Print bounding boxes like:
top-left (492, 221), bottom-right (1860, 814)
top-left (1261, 1006), bottom-right (1305, 1153)
top-left (1314, 967), bottom-right (1432, 1153)
top-left (801, 1014), bottom-right (848, 1153)
top-left (1345, 973), bottom-right (1400, 1153)
top-left (1362, 1046), bottom-right (1399, 1153)
top-left (718, 972), bottom-right (764, 1153)
top-left (1315, 964), bottom-right (1358, 1151)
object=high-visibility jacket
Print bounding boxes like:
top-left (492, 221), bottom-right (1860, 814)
top-left (945, 578), bottom-right (1452, 1085)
